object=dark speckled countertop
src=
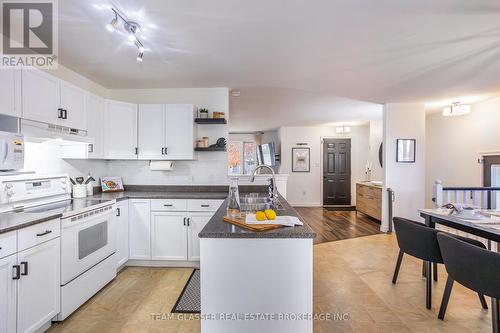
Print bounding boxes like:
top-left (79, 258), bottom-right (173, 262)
top-left (199, 195), bottom-right (316, 239)
top-left (0, 212), bottom-right (62, 234)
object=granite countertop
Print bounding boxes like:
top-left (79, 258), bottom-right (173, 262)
top-left (199, 195), bottom-right (316, 239)
top-left (0, 211), bottom-right (62, 234)
top-left (92, 191), bottom-right (228, 201)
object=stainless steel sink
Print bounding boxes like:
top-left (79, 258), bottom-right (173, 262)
top-left (240, 194), bottom-right (272, 212)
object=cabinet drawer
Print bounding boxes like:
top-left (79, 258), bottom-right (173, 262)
top-left (17, 219), bottom-right (60, 251)
top-left (0, 231), bottom-right (17, 259)
top-left (151, 199), bottom-right (187, 212)
top-left (187, 199), bottom-right (224, 212)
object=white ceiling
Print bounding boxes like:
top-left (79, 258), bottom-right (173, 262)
top-left (59, 0), bottom-right (500, 105)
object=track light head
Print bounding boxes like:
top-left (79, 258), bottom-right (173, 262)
top-left (136, 52), bottom-right (144, 62)
top-left (106, 16), bottom-right (117, 32)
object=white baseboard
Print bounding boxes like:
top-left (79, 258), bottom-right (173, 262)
top-left (126, 260), bottom-right (200, 268)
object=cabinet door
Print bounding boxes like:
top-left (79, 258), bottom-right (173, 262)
top-left (105, 100), bottom-right (138, 159)
top-left (0, 254), bottom-right (16, 333)
top-left (138, 104), bottom-right (166, 160)
top-left (0, 68), bottom-right (21, 117)
top-left (151, 212), bottom-right (188, 261)
top-left (128, 199), bottom-right (151, 260)
top-left (59, 81), bottom-right (86, 130)
top-left (17, 238), bottom-right (60, 333)
top-left (115, 201), bottom-right (129, 268)
top-left (165, 104), bottom-right (195, 160)
top-left (22, 69), bottom-right (60, 124)
top-left (187, 212), bottom-right (213, 261)
top-left (86, 94), bottom-right (105, 158)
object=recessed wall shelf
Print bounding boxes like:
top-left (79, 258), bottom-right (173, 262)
top-left (194, 118), bottom-right (227, 124)
top-left (194, 147), bottom-right (226, 152)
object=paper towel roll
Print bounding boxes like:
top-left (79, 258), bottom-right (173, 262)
top-left (149, 161), bottom-right (174, 171)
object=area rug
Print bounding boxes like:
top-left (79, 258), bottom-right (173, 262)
top-left (171, 269), bottom-right (200, 313)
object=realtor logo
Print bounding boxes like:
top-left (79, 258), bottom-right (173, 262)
top-left (1, 0), bottom-right (58, 68)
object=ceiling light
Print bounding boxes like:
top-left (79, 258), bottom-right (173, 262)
top-left (128, 34), bottom-right (137, 42)
top-left (136, 52), bottom-right (144, 62)
top-left (336, 125), bottom-right (351, 134)
top-left (106, 15), bottom-right (117, 32)
top-left (135, 41), bottom-right (145, 53)
top-left (442, 103), bottom-right (471, 117)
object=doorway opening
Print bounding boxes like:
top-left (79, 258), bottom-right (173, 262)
top-left (483, 155), bottom-right (500, 209)
top-left (322, 138), bottom-right (351, 206)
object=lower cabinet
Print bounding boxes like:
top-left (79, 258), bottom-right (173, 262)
top-left (129, 199), bottom-right (151, 260)
top-left (17, 239), bottom-right (60, 333)
top-left (151, 212), bottom-right (188, 260)
top-left (187, 212), bottom-right (213, 261)
top-left (115, 201), bottom-right (129, 268)
top-left (0, 254), bottom-right (16, 333)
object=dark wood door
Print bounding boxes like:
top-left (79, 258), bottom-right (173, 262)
top-left (323, 138), bottom-right (351, 205)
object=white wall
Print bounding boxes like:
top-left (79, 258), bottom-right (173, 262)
top-left (369, 119), bottom-right (383, 181)
top-left (425, 97), bottom-right (500, 206)
top-left (382, 103), bottom-right (426, 230)
top-left (279, 126), bottom-right (370, 206)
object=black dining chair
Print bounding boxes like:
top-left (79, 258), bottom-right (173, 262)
top-left (437, 233), bottom-right (500, 332)
top-left (392, 217), bottom-right (488, 311)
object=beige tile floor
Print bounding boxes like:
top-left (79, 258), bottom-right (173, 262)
top-left (48, 234), bottom-right (492, 333)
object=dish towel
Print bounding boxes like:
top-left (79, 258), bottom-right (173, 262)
top-left (245, 214), bottom-right (304, 227)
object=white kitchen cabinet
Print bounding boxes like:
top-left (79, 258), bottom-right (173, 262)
top-left (151, 212), bottom-right (188, 261)
top-left (105, 100), bottom-right (138, 160)
top-left (165, 104), bottom-right (196, 160)
top-left (138, 104), bottom-right (166, 160)
top-left (187, 212), bottom-right (212, 261)
top-left (115, 201), bottom-right (130, 268)
top-left (0, 254), bottom-right (16, 333)
top-left (0, 68), bottom-right (21, 118)
top-left (17, 238), bottom-right (60, 333)
top-left (22, 68), bottom-right (60, 125)
top-left (129, 199), bottom-right (151, 260)
top-left (86, 94), bottom-right (105, 158)
top-left (59, 81), bottom-right (86, 130)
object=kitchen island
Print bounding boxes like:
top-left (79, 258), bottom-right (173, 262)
top-left (199, 197), bottom-right (316, 333)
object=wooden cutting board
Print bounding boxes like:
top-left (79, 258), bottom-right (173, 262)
top-left (223, 215), bottom-right (286, 232)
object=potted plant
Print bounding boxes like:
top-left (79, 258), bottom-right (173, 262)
top-left (198, 108), bottom-right (209, 118)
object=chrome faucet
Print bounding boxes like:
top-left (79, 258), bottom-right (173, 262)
top-left (249, 164), bottom-right (279, 207)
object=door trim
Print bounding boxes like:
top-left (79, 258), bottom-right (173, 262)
top-left (320, 136), bottom-right (352, 206)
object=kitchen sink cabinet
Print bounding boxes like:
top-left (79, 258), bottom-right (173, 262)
top-left (0, 68), bottom-right (21, 118)
top-left (104, 100), bottom-right (138, 160)
top-left (0, 254), bottom-right (17, 333)
top-left (137, 104), bottom-right (196, 160)
top-left (17, 238), bottom-right (60, 333)
top-left (115, 201), bottom-right (130, 268)
top-left (187, 212), bottom-right (212, 261)
top-left (128, 199), bottom-right (151, 260)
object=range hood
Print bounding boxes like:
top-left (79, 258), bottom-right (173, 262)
top-left (21, 119), bottom-right (95, 145)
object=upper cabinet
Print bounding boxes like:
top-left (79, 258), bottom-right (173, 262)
top-left (22, 68), bottom-right (87, 130)
top-left (137, 103), bottom-right (195, 161)
top-left (105, 100), bottom-right (138, 160)
top-left (165, 104), bottom-right (196, 160)
top-left (86, 94), bottom-right (105, 159)
top-left (138, 104), bottom-right (166, 160)
top-left (59, 81), bottom-right (87, 130)
top-left (22, 69), bottom-right (60, 125)
top-left (0, 68), bottom-right (21, 118)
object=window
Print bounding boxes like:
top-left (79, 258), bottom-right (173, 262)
top-left (228, 141), bottom-right (258, 175)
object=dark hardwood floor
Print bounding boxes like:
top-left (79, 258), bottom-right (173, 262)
top-left (295, 207), bottom-right (382, 244)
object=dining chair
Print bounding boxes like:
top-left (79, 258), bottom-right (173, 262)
top-left (437, 233), bottom-right (500, 332)
top-left (392, 217), bottom-right (488, 310)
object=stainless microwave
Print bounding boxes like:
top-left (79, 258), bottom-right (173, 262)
top-left (0, 131), bottom-right (24, 171)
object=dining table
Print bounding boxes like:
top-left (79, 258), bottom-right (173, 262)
top-left (419, 208), bottom-right (500, 247)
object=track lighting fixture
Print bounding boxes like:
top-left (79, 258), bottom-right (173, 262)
top-left (105, 8), bottom-right (147, 62)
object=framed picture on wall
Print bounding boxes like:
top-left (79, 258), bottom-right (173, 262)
top-left (396, 139), bottom-right (416, 163)
top-left (292, 147), bottom-right (310, 172)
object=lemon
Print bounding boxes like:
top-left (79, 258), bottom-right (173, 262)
top-left (255, 211), bottom-right (267, 221)
top-left (264, 209), bottom-right (277, 220)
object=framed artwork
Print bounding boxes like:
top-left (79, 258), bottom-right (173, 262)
top-left (101, 176), bottom-right (124, 192)
top-left (396, 139), bottom-right (416, 163)
top-left (292, 147), bottom-right (310, 172)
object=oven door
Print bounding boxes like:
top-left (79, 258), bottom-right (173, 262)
top-left (61, 207), bottom-right (116, 285)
